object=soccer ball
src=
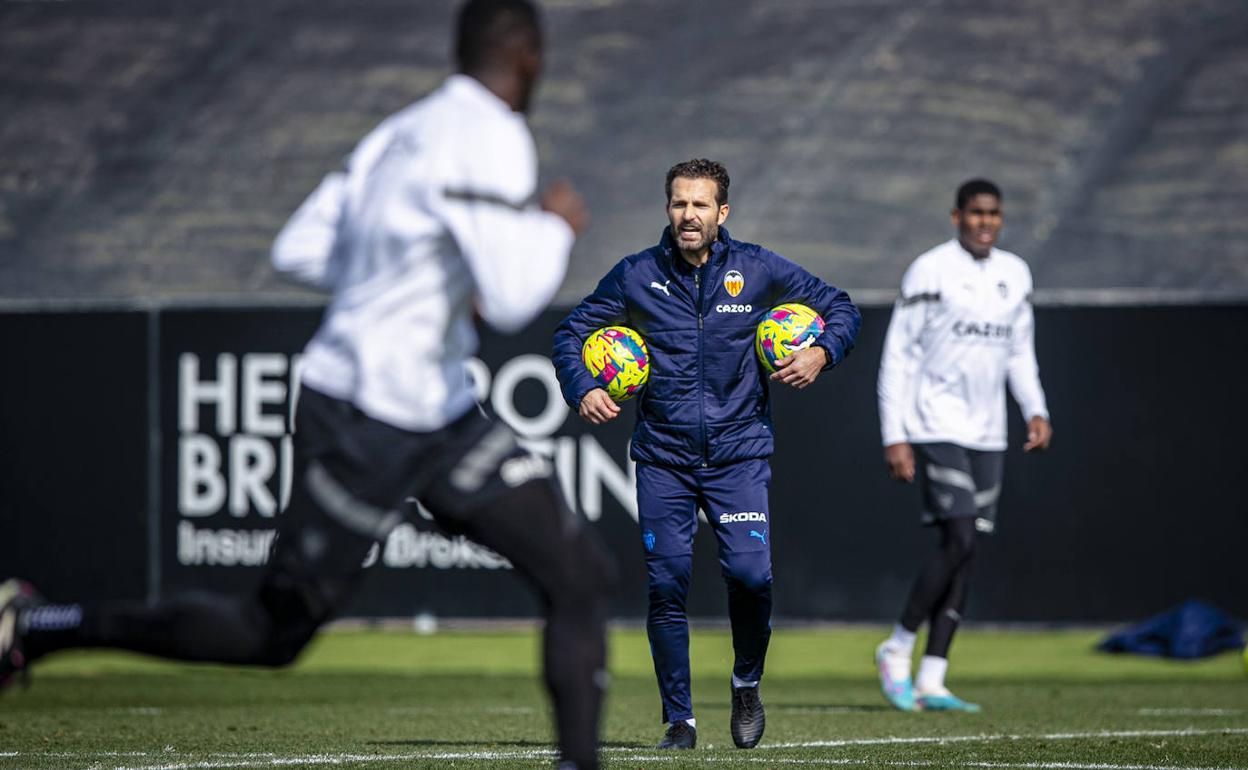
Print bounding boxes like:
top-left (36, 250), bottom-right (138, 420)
top-left (582, 326), bottom-right (650, 401)
top-left (755, 303), bottom-right (825, 373)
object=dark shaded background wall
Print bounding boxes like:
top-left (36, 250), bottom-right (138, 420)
top-left (2, 303), bottom-right (1243, 622)
top-left (2, 0), bottom-right (1246, 302)
top-left (1, 312), bottom-right (150, 602)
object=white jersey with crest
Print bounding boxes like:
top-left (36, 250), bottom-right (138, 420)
top-left (878, 239), bottom-right (1049, 451)
top-left (271, 74), bottom-right (573, 432)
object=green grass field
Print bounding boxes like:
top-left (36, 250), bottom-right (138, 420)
top-left (2, 626), bottom-right (1245, 769)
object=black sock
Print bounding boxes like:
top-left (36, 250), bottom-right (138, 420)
top-left (899, 517), bottom-right (977, 635)
top-left (22, 603), bottom-right (91, 660)
top-left (25, 593), bottom-right (277, 664)
top-left (925, 557), bottom-right (972, 658)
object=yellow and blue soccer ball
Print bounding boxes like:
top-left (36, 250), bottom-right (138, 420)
top-left (755, 303), bottom-right (825, 373)
top-left (582, 326), bottom-right (650, 401)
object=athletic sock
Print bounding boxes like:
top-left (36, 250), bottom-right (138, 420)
top-left (731, 674), bottom-right (759, 689)
top-left (886, 623), bottom-right (917, 656)
top-left (21, 603), bottom-right (88, 660)
top-left (915, 655), bottom-right (948, 692)
top-left (683, 718), bottom-right (696, 728)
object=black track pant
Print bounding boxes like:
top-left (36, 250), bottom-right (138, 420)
top-left (898, 516), bottom-right (977, 658)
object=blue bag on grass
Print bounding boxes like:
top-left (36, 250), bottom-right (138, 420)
top-left (1097, 600), bottom-right (1244, 659)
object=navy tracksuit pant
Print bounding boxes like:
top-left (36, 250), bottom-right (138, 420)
top-left (636, 458), bottom-right (773, 724)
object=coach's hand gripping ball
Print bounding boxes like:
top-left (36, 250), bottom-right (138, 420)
top-left (582, 326), bottom-right (650, 402)
top-left (755, 303), bottom-right (825, 373)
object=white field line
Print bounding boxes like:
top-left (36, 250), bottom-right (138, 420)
top-left (619, 760), bottom-right (1248, 770)
top-left (12, 755), bottom-right (1247, 770)
top-left (60, 752), bottom-right (553, 770)
top-left (0, 752), bottom-right (276, 759)
top-left (627, 760), bottom-right (1248, 770)
top-left (1137, 708), bottom-right (1242, 717)
top-left (765, 726), bottom-right (1248, 749)
top-left (10, 727), bottom-right (1247, 770)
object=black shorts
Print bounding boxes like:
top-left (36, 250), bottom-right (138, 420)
top-left (914, 442), bottom-right (1005, 534)
top-left (293, 386), bottom-right (555, 531)
top-left (265, 386), bottom-right (559, 591)
top-left (252, 387), bottom-right (603, 658)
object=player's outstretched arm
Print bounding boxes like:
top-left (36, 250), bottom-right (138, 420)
top-left (437, 121), bottom-right (579, 333)
top-left (578, 388), bottom-right (620, 425)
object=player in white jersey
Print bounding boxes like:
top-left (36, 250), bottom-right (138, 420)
top-left (0, 3), bottom-right (614, 768)
top-left (874, 179), bottom-right (1052, 713)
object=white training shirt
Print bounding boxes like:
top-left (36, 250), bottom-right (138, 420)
top-left (272, 74), bottom-right (573, 432)
top-left (878, 239), bottom-right (1049, 451)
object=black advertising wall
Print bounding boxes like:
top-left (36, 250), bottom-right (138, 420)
top-left (0, 312), bottom-right (149, 603)
top-left (159, 309), bottom-right (319, 605)
top-left (2, 304), bottom-right (1246, 622)
top-left (775, 305), bottom-right (1248, 622)
top-left (159, 307), bottom-right (643, 619)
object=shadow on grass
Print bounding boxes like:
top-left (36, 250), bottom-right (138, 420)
top-left (370, 740), bottom-right (549, 748)
top-left (769, 703), bottom-right (895, 713)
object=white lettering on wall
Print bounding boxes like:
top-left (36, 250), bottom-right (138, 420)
top-left (179, 434), bottom-right (225, 516)
top-left (228, 435), bottom-right (277, 517)
top-left (490, 355), bottom-right (567, 439)
top-left (578, 434), bottom-right (637, 522)
top-left (180, 353), bottom-right (237, 435)
top-left (174, 350), bottom-right (638, 569)
top-left (241, 353), bottom-right (288, 436)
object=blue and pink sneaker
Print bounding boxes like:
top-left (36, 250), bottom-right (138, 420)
top-left (915, 687), bottom-right (981, 713)
top-left (874, 641), bottom-right (917, 712)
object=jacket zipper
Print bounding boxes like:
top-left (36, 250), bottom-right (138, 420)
top-left (694, 266), bottom-right (708, 467)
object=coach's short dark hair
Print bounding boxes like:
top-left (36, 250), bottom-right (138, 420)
top-left (456, 0), bottom-right (541, 73)
top-left (666, 159), bottom-right (730, 205)
top-left (955, 179), bottom-right (1002, 210)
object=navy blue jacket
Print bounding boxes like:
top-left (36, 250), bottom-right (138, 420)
top-left (553, 227), bottom-right (861, 469)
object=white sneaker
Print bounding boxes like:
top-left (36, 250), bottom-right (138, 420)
top-left (874, 641), bottom-right (916, 711)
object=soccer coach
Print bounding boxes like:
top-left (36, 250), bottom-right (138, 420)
top-left (553, 159), bottom-right (860, 751)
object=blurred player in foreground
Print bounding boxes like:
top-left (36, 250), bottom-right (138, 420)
top-left (0, 2), bottom-right (615, 767)
top-left (553, 159), bottom-right (860, 750)
top-left (875, 178), bottom-right (1052, 713)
